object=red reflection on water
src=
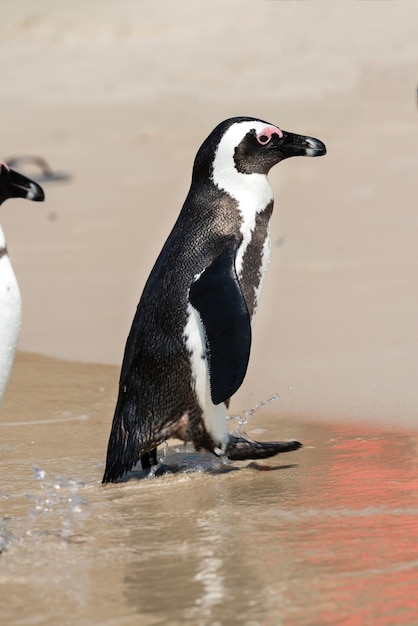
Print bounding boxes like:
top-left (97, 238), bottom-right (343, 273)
top-left (303, 426), bottom-right (418, 625)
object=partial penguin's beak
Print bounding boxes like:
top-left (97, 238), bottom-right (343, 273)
top-left (6, 167), bottom-right (45, 202)
top-left (277, 131), bottom-right (327, 159)
top-left (0, 162), bottom-right (45, 204)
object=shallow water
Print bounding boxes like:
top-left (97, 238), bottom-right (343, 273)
top-left (1, 353), bottom-right (418, 625)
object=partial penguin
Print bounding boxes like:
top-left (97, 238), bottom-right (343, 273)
top-left (103, 116), bottom-right (326, 483)
top-left (0, 161), bottom-right (44, 402)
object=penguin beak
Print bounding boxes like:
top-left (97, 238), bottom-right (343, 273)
top-left (276, 131), bottom-right (327, 159)
top-left (8, 168), bottom-right (45, 201)
top-left (0, 164), bottom-right (45, 203)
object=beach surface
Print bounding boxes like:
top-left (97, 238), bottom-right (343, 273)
top-left (1, 2), bottom-right (418, 624)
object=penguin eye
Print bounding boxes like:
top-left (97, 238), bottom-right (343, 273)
top-left (257, 134), bottom-right (270, 145)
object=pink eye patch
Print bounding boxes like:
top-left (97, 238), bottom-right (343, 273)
top-left (256, 125), bottom-right (283, 145)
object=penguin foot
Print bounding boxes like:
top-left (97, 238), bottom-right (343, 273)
top-left (140, 448), bottom-right (172, 478)
top-left (140, 447), bottom-right (158, 470)
top-left (225, 435), bottom-right (302, 461)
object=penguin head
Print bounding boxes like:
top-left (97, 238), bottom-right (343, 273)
top-left (192, 117), bottom-right (326, 184)
top-left (0, 161), bottom-right (45, 206)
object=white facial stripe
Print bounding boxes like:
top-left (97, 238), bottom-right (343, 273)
top-left (183, 303), bottom-right (228, 448)
top-left (212, 121), bottom-right (274, 278)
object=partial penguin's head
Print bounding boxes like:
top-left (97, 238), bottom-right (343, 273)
top-left (0, 161), bottom-right (45, 206)
top-left (192, 117), bottom-right (326, 184)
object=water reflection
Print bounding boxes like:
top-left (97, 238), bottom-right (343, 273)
top-left (120, 429), bottom-right (418, 625)
top-left (121, 471), bottom-right (283, 624)
top-left (1, 355), bottom-right (418, 625)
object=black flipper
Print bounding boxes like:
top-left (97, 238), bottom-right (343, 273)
top-left (226, 436), bottom-right (302, 460)
top-left (189, 241), bottom-right (251, 405)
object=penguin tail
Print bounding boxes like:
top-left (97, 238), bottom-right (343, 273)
top-left (102, 400), bottom-right (144, 483)
top-left (225, 435), bottom-right (302, 461)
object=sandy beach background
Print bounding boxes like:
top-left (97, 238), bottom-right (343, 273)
top-left (1, 0), bottom-right (417, 427)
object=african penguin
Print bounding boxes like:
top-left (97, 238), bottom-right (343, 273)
top-left (103, 116), bottom-right (326, 483)
top-left (0, 161), bottom-right (44, 402)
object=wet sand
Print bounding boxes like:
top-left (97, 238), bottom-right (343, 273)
top-left (1, 353), bottom-right (418, 625)
top-left (1, 2), bottom-right (418, 624)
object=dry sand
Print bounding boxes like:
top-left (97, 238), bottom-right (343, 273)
top-left (0, 1), bottom-right (417, 429)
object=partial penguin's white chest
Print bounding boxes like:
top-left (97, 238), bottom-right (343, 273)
top-left (0, 227), bottom-right (22, 401)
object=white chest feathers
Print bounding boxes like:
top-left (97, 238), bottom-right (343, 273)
top-left (0, 226), bottom-right (22, 402)
top-left (183, 304), bottom-right (228, 449)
